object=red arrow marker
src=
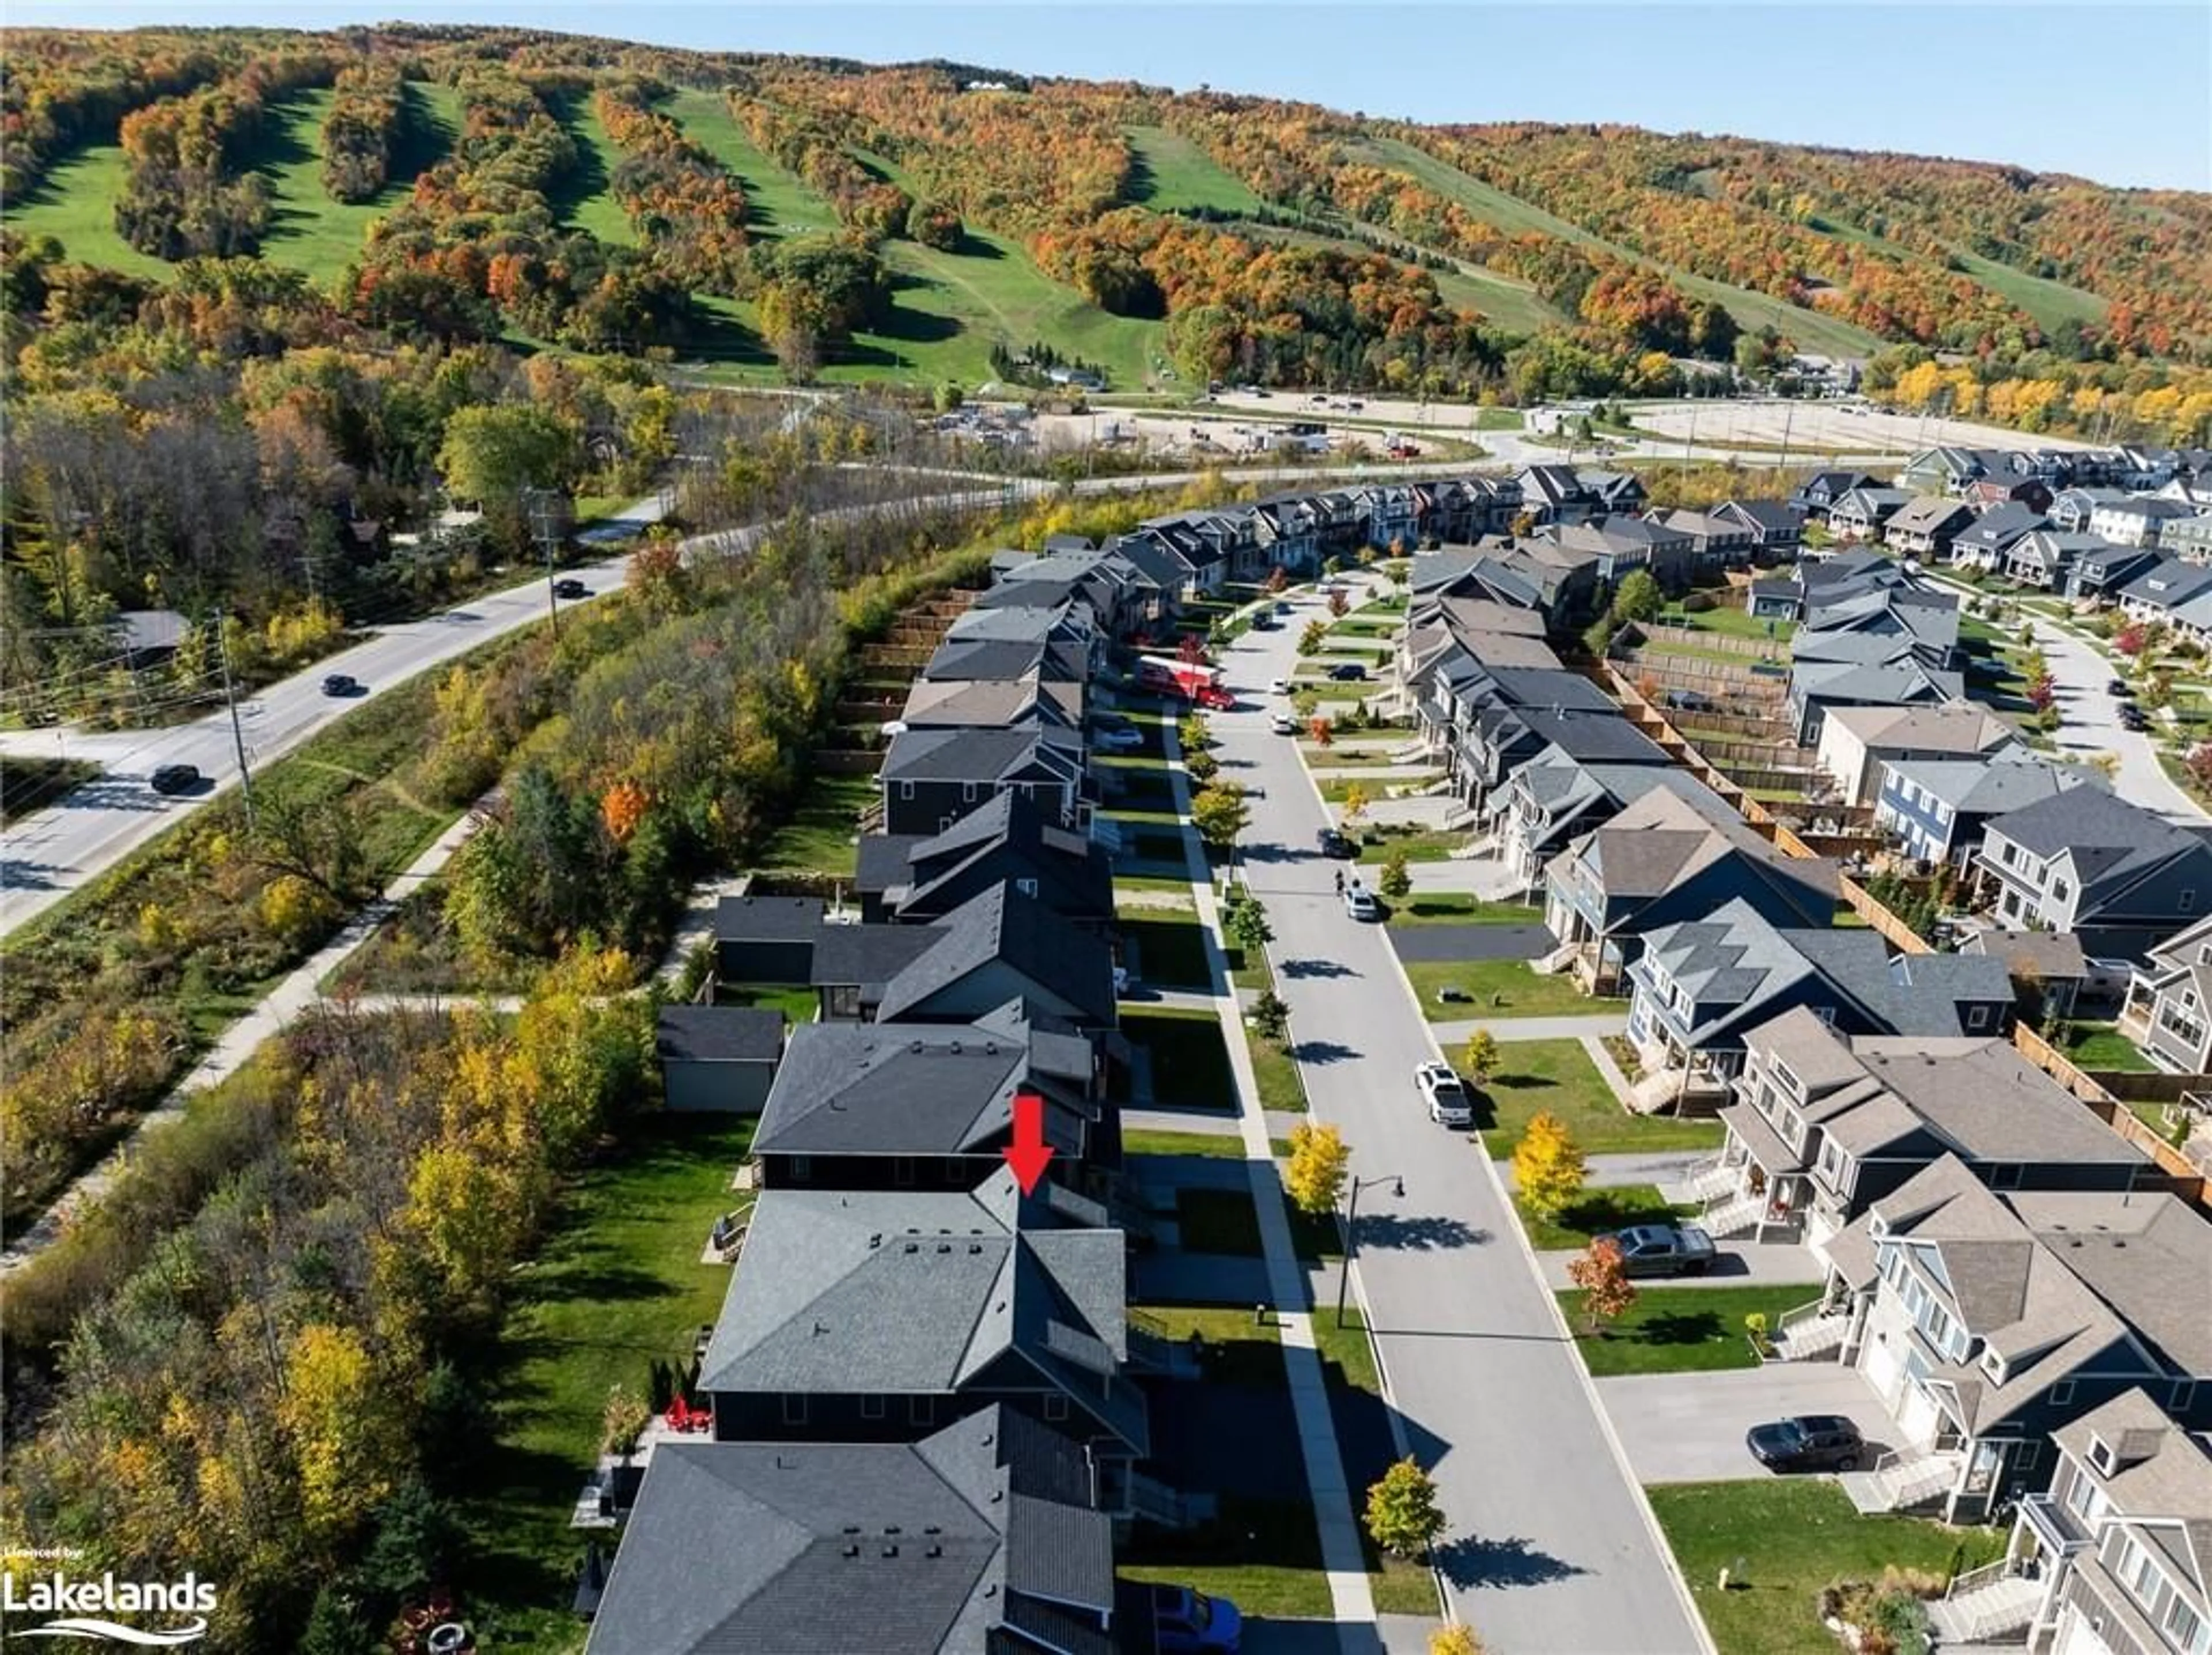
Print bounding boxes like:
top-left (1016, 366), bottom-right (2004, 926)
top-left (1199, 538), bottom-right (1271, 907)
top-left (1003, 1090), bottom-right (1055, 1195)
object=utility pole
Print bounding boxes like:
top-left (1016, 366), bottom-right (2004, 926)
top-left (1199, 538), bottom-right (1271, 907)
top-left (1778, 400), bottom-right (1796, 474)
top-left (528, 487), bottom-right (564, 641)
top-left (215, 611), bottom-right (255, 829)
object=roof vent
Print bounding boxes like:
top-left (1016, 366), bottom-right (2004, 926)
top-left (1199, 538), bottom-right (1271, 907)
top-left (843, 1525), bottom-right (862, 1535)
top-left (843, 1544), bottom-right (859, 1559)
top-left (911, 1040), bottom-right (924, 1053)
top-left (885, 1525), bottom-right (902, 1535)
top-left (904, 1243), bottom-right (919, 1254)
top-left (949, 1041), bottom-right (962, 1054)
top-left (813, 1320), bottom-right (830, 1335)
top-left (882, 1544), bottom-right (899, 1558)
top-left (969, 1243), bottom-right (983, 1255)
top-left (925, 1525), bottom-right (942, 1535)
top-left (870, 1234), bottom-right (882, 1249)
top-left (926, 1544), bottom-right (943, 1558)
top-left (938, 1243), bottom-right (952, 1253)
top-left (990, 1490), bottom-right (1004, 1504)
top-left (984, 1042), bottom-right (998, 1055)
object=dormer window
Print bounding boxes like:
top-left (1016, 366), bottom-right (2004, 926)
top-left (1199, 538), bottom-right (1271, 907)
top-left (1982, 1348), bottom-right (2008, 1386)
top-left (2088, 1433), bottom-right (2118, 1476)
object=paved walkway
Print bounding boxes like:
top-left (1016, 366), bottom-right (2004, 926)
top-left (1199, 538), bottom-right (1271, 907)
top-left (2, 802), bottom-right (487, 1272)
top-left (1124, 1107), bottom-right (1310, 1141)
top-left (1433, 1012), bottom-right (1630, 1044)
top-left (1402, 857), bottom-right (1527, 900)
top-left (1162, 719), bottom-right (1390, 1646)
top-left (1582, 1032), bottom-right (1638, 1104)
top-left (1499, 1150), bottom-right (1709, 1193)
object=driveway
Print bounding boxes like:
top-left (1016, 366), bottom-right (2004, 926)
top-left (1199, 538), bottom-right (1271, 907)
top-left (1534, 1239), bottom-right (1830, 1290)
top-left (1212, 618), bottom-right (1708, 1654)
top-left (1388, 923), bottom-right (1555, 963)
top-left (1594, 1364), bottom-right (1894, 1485)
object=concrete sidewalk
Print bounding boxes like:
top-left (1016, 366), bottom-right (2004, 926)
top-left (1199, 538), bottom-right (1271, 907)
top-left (1500, 1150), bottom-right (1709, 1192)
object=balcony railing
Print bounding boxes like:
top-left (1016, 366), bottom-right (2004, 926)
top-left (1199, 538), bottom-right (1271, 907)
top-left (2018, 1492), bottom-right (2092, 1557)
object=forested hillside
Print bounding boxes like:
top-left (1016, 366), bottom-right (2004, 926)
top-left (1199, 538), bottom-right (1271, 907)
top-left (3, 22), bottom-right (2210, 718)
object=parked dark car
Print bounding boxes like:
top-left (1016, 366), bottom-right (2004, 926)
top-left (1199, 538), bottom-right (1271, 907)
top-left (552, 578), bottom-right (590, 599)
top-left (1746, 1415), bottom-right (1865, 1474)
top-left (320, 673), bottom-right (361, 696)
top-left (1327, 662), bottom-right (1368, 681)
top-left (2107, 678), bottom-right (2133, 698)
top-left (1596, 1224), bottom-right (1717, 1278)
top-left (1150, 1585), bottom-right (1243, 1655)
top-left (1316, 828), bottom-right (1357, 859)
top-left (2118, 705), bottom-right (2148, 730)
top-left (149, 763), bottom-right (203, 796)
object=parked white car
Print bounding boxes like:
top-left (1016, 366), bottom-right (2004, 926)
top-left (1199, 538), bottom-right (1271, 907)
top-left (1343, 885), bottom-right (1380, 921)
top-left (1270, 711), bottom-right (1297, 736)
top-left (1268, 676), bottom-right (1291, 696)
top-left (1414, 1061), bottom-right (1473, 1127)
top-left (1094, 725), bottom-right (1146, 752)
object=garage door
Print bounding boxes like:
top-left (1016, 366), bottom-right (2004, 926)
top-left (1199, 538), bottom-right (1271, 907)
top-left (1897, 1379), bottom-right (1941, 1446)
top-left (1862, 1335), bottom-right (1902, 1407)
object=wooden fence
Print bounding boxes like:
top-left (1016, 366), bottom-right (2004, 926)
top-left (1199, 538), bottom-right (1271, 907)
top-left (2012, 1024), bottom-right (2208, 1202)
top-left (1634, 622), bottom-right (1791, 660)
top-left (1836, 873), bottom-right (1934, 953)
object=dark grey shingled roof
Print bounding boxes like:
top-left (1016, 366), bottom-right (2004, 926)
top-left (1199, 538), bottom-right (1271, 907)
top-left (716, 895), bottom-right (828, 944)
top-left (810, 924), bottom-right (945, 997)
top-left (698, 1169), bottom-right (1142, 1452)
top-left (1987, 784), bottom-right (2205, 862)
top-left (880, 724), bottom-right (1085, 784)
top-left (585, 1407), bottom-right (1112, 1655)
top-left (751, 1021), bottom-right (1090, 1160)
top-left (873, 791), bottom-right (1111, 923)
top-left (1482, 667), bottom-right (1618, 713)
top-left (1517, 709), bottom-right (1670, 765)
top-left (876, 882), bottom-right (1115, 1027)
top-left (657, 1006), bottom-right (786, 1064)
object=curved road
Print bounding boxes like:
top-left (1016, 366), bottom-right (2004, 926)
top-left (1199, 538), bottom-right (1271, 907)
top-left (0, 459), bottom-right (1505, 939)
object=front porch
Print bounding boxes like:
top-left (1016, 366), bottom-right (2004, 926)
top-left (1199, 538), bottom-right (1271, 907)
top-left (1665, 1099), bottom-right (1824, 1244)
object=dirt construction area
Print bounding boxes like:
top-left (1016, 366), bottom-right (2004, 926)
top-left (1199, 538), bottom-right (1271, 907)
top-left (1626, 397), bottom-right (2090, 457)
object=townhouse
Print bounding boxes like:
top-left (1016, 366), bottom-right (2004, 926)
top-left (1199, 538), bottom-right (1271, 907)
top-left (854, 789), bottom-right (1115, 930)
top-left (1978, 788), bottom-right (2212, 963)
top-left (2122, 913), bottom-right (2212, 1074)
top-left (1693, 1008), bottom-right (2146, 1248)
top-left (1793, 470), bottom-right (1880, 522)
top-left (1812, 1157), bottom-right (2212, 1524)
top-left (1950, 502), bottom-right (2052, 573)
top-left (2004, 529), bottom-right (2111, 591)
top-left (1815, 702), bottom-right (2016, 806)
top-left (1491, 738), bottom-right (1705, 888)
top-left (1624, 896), bottom-right (2015, 1104)
top-left (1542, 785), bottom-right (1840, 994)
top-left (1539, 515), bottom-right (1694, 588)
top-left (2093, 497), bottom-right (2199, 550)
top-left (1884, 497), bottom-right (1979, 560)
top-left (1875, 748), bottom-right (2086, 869)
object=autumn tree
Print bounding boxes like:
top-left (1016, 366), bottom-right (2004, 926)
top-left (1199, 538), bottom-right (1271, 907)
top-left (1328, 588), bottom-right (1350, 619)
top-left (1341, 784), bottom-right (1371, 825)
top-left (1249, 988), bottom-right (1290, 1046)
top-left (1611, 569), bottom-right (1663, 624)
top-left (1365, 1457), bottom-right (1447, 1561)
top-left (1461, 1028), bottom-right (1500, 1085)
top-left (1429, 1627), bottom-right (1488, 1655)
top-left (1378, 849), bottom-right (1412, 900)
top-left (1309, 715), bottom-right (1334, 747)
top-left (601, 780), bottom-right (650, 843)
top-left (1191, 781), bottom-right (1251, 851)
top-left (1185, 746), bottom-right (1220, 785)
top-left (1567, 1236), bottom-right (1638, 1335)
top-left (2185, 743), bottom-right (2212, 794)
top-left (1177, 631), bottom-right (1209, 668)
top-left (1298, 620), bottom-right (1328, 657)
top-left (1265, 565), bottom-right (1289, 594)
top-left (1177, 711), bottom-right (1210, 753)
top-left (1286, 1120), bottom-right (1350, 1215)
top-left (1511, 1110), bottom-right (1587, 1222)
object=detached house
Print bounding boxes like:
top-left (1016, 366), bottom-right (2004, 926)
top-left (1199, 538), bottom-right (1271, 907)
top-left (880, 724), bottom-right (1089, 838)
top-left (1694, 1009), bottom-right (2146, 1249)
top-left (1543, 786), bottom-right (1840, 994)
top-left (1793, 471), bottom-right (1879, 521)
top-left (854, 790), bottom-right (1113, 931)
top-left (2092, 497), bottom-right (2198, 550)
top-left (2068, 544), bottom-right (2165, 604)
top-left (1810, 1157), bottom-right (2212, 1524)
top-left (1950, 502), bottom-right (2051, 573)
top-left (1978, 788), bottom-right (2212, 963)
top-left (1828, 485), bottom-right (1916, 543)
top-left (1714, 498), bottom-right (1806, 557)
top-left (1885, 497), bottom-right (1979, 559)
top-left (2003, 529), bottom-right (2109, 591)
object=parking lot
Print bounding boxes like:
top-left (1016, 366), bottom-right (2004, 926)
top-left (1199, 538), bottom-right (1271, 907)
top-left (1594, 1365), bottom-right (1893, 1484)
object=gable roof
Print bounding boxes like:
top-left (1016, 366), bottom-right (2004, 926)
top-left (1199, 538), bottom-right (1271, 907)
top-left (1555, 784), bottom-right (1839, 915)
top-left (1886, 496), bottom-right (1976, 536)
top-left (1880, 750), bottom-right (2082, 817)
top-left (657, 1006), bottom-right (786, 1065)
top-left (1986, 785), bottom-right (2208, 866)
top-left (1819, 702), bottom-right (2014, 756)
top-left (859, 791), bottom-right (1112, 924)
top-left (698, 1169), bottom-right (1142, 1448)
top-left (872, 881), bottom-right (1115, 1027)
top-left (585, 1406), bottom-right (1113, 1655)
top-left (880, 724), bottom-right (1085, 786)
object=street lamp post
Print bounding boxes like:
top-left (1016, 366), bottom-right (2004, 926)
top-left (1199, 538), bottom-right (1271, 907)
top-left (1336, 1172), bottom-right (1404, 1328)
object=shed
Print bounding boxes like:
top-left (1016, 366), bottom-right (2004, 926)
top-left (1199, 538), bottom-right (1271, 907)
top-left (713, 895), bottom-right (826, 987)
top-left (656, 1006), bottom-right (785, 1114)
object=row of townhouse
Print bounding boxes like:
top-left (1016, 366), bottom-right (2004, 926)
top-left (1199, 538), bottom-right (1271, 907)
top-left (589, 543), bottom-right (1219, 1654)
top-left (1779, 554), bottom-right (1967, 745)
top-left (2112, 555), bottom-right (2212, 647)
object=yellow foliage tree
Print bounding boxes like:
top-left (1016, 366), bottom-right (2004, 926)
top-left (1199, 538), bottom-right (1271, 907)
top-left (1511, 1110), bottom-right (1587, 1222)
top-left (1285, 1120), bottom-right (1351, 1215)
top-left (1429, 1624), bottom-right (1488, 1655)
top-left (277, 1323), bottom-right (404, 1544)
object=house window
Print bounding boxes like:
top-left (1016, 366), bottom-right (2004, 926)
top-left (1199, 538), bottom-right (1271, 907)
top-left (2186, 890), bottom-right (2200, 915)
top-left (789, 1155), bottom-right (812, 1183)
top-left (2165, 1596), bottom-right (2205, 1652)
top-left (899, 780), bottom-right (916, 801)
top-left (909, 1396), bottom-right (935, 1427)
top-left (1043, 1393), bottom-right (1070, 1423)
top-left (895, 1157), bottom-right (915, 1187)
top-left (1967, 1005), bottom-right (1990, 1031)
top-left (2174, 1378), bottom-right (2199, 1414)
top-left (1016, 877), bottom-right (1038, 897)
top-left (2048, 1379), bottom-right (2076, 1408)
top-left (2051, 879), bottom-right (2070, 903)
top-left (782, 1394), bottom-right (808, 1426)
top-left (861, 1393), bottom-right (887, 1420)
top-left (1990, 1162), bottom-right (2022, 1190)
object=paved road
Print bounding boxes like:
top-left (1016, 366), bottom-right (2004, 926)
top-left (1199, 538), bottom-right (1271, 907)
top-left (1218, 601), bottom-right (1709, 1654)
top-left (1386, 923), bottom-right (1554, 963)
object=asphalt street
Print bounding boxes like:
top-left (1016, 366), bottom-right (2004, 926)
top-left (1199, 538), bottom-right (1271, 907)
top-left (1215, 601), bottom-right (1708, 1654)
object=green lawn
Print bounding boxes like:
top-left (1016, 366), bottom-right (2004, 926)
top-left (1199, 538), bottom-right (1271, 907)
top-left (1357, 829), bottom-right (1468, 864)
top-left (1311, 1308), bottom-right (1439, 1614)
top-left (2061, 1023), bottom-right (2156, 1073)
top-left (1945, 244), bottom-right (2109, 335)
top-left (1475, 407), bottom-right (1526, 431)
top-left (1559, 1285), bottom-right (1812, 1376)
top-left (6, 140), bottom-right (172, 279)
top-left (457, 1113), bottom-right (754, 1650)
top-left (1386, 893), bottom-right (1544, 926)
top-left (1657, 604), bottom-right (1797, 644)
top-left (1402, 957), bottom-right (1593, 1020)
top-left (1123, 126), bottom-right (1270, 215)
top-left (1652, 1481), bottom-right (2004, 1655)
top-left (1126, 1127), bottom-right (1274, 1160)
top-left (753, 771), bottom-right (876, 876)
top-left (1514, 1184), bottom-right (1691, 1252)
top-left (548, 92), bottom-right (638, 246)
top-left (1247, 1033), bottom-right (1309, 1115)
top-left (1126, 1008), bottom-right (1238, 1112)
top-left (1477, 1039), bottom-right (1724, 1158)
top-left (714, 982), bottom-right (819, 1024)
top-left (1122, 915), bottom-right (1215, 990)
top-left (244, 82), bottom-right (464, 288)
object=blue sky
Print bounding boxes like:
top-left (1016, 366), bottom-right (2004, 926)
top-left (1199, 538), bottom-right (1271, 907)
top-left (16, 4), bottom-right (2211, 190)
